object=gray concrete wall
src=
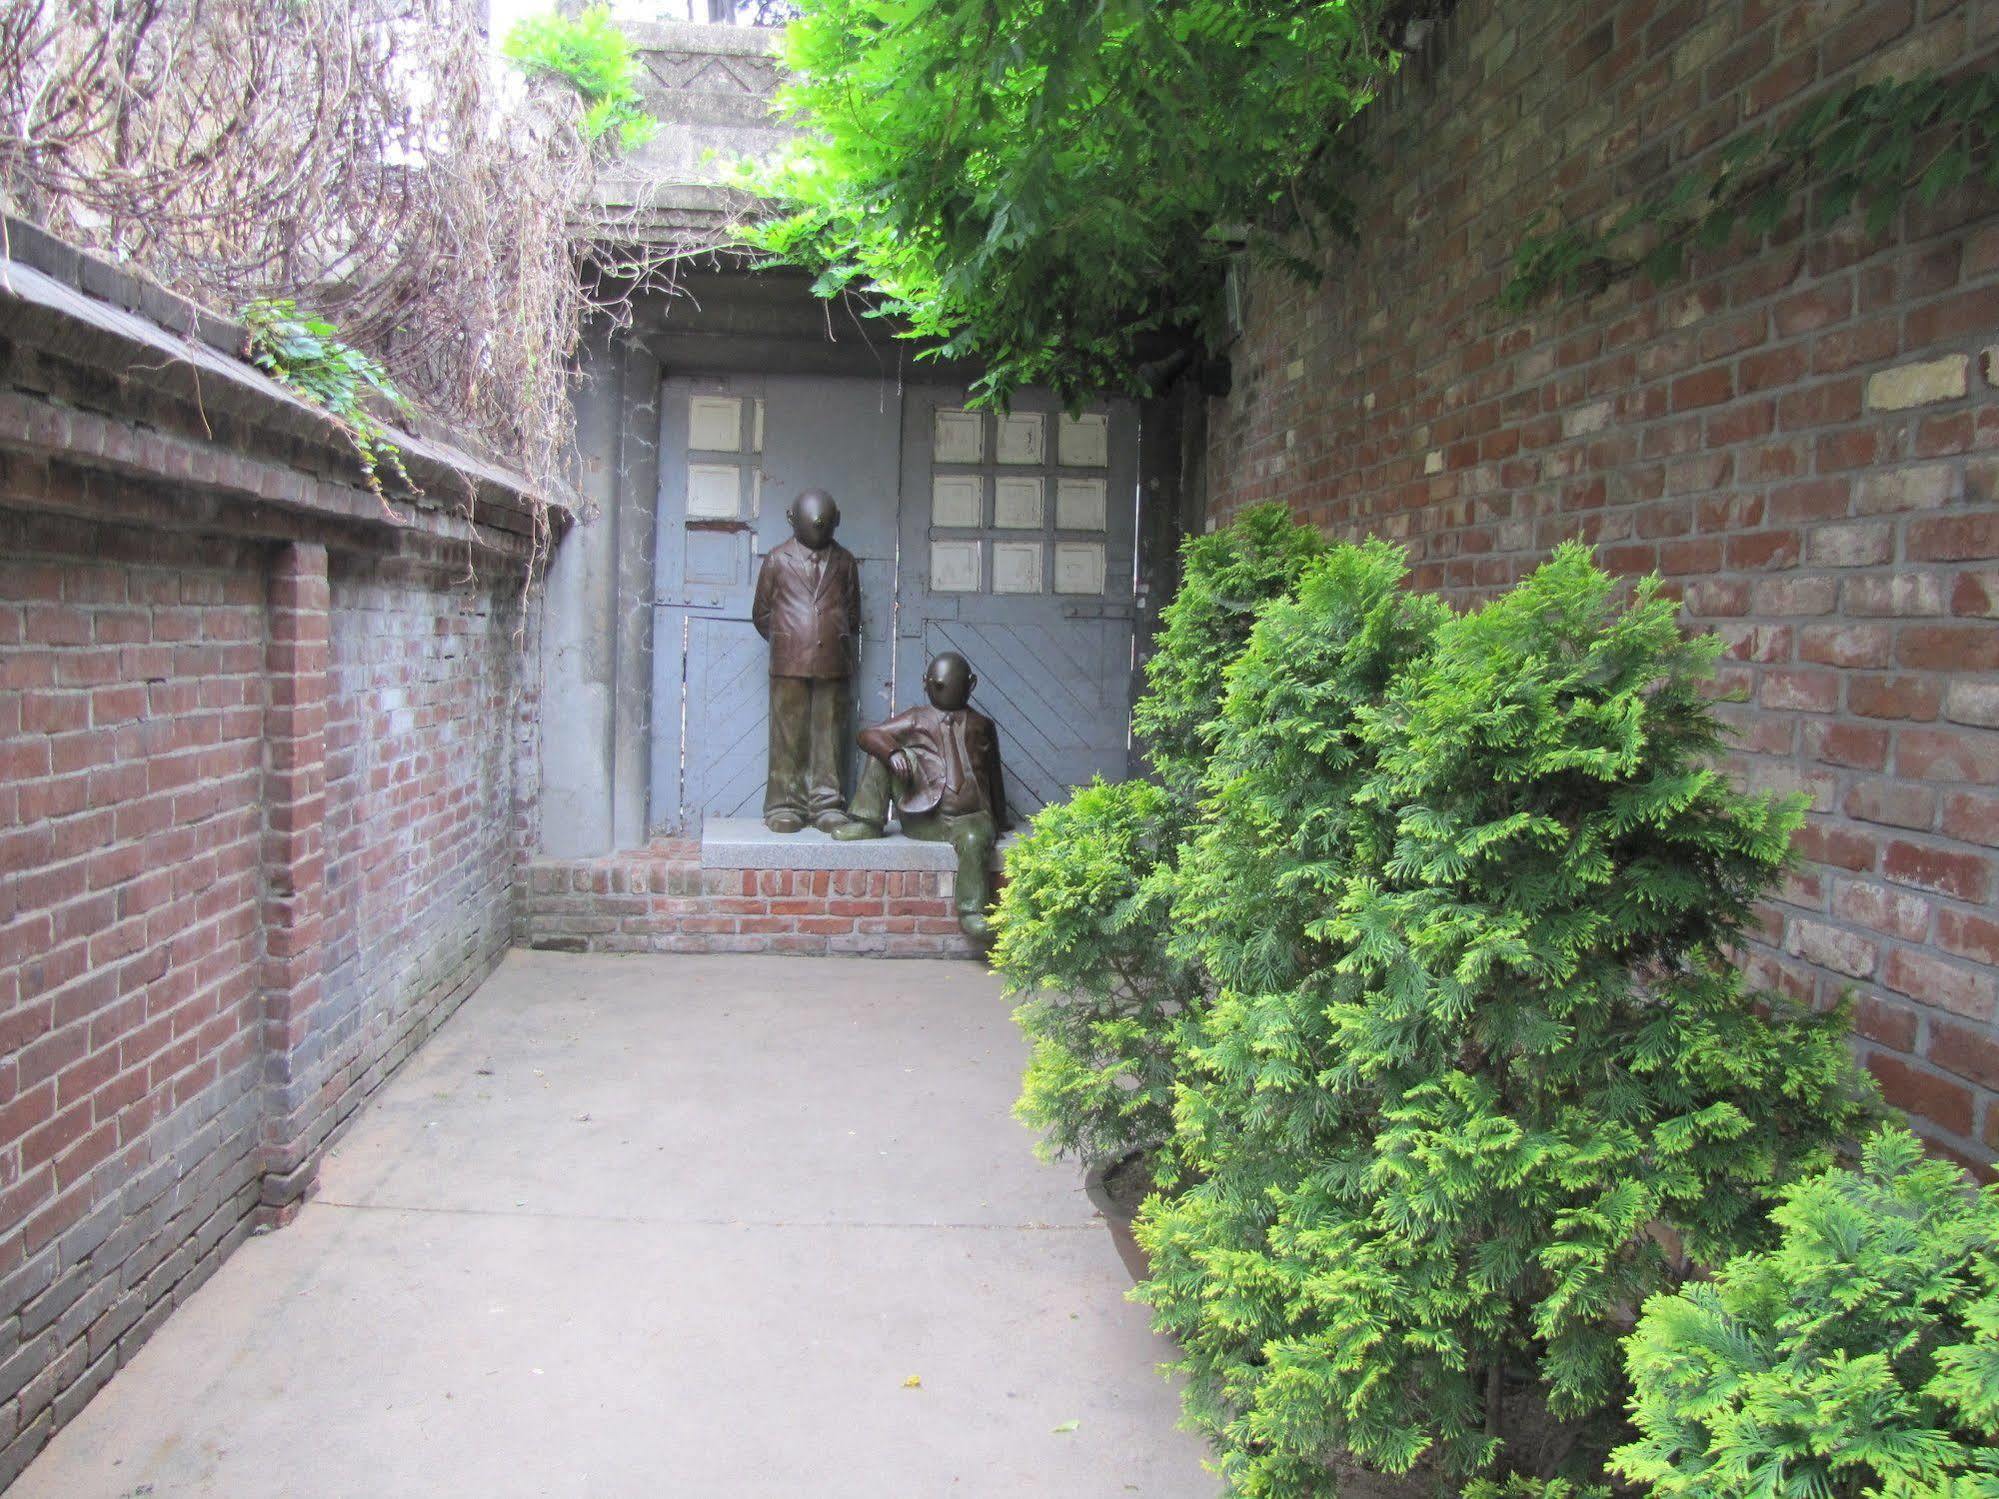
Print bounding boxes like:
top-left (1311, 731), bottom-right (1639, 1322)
top-left (588, 20), bottom-right (791, 243)
top-left (540, 19), bottom-right (790, 858)
top-left (539, 327), bottom-right (664, 860)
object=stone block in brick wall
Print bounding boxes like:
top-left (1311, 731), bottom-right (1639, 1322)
top-left (1866, 356), bottom-right (1969, 411)
top-left (1887, 949), bottom-right (1996, 1024)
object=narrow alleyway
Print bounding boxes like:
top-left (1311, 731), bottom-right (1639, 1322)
top-left (13, 952), bottom-right (1209, 1497)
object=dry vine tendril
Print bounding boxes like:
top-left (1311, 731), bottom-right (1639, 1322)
top-left (1504, 72), bottom-right (1999, 310)
top-left (0, 0), bottom-right (692, 578)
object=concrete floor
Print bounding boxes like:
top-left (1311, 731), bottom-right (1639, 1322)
top-left (14, 952), bottom-right (1213, 1498)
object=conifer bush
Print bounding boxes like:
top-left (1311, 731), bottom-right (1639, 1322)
top-left (996, 778), bottom-right (1200, 1173)
top-left (1137, 544), bottom-right (1872, 1495)
top-left (995, 503), bottom-right (1327, 1176)
top-left (1613, 1125), bottom-right (1999, 1499)
top-left (1132, 502), bottom-right (1329, 802)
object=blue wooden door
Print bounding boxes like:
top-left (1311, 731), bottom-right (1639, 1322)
top-left (893, 387), bottom-right (1139, 820)
top-left (650, 374), bottom-right (901, 834)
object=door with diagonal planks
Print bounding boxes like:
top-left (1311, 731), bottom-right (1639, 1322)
top-left (650, 374), bottom-right (898, 833)
top-left (895, 387), bottom-right (1139, 819)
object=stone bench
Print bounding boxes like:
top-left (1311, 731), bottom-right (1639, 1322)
top-left (698, 816), bottom-right (1014, 872)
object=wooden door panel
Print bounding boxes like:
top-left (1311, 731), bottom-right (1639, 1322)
top-left (926, 617), bottom-right (1133, 817)
top-left (685, 617), bottom-right (769, 820)
top-left (653, 374), bottom-right (902, 835)
top-left (897, 387), bottom-right (1140, 821)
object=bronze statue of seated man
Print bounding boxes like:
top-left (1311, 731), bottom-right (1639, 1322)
top-left (833, 651), bottom-right (1007, 940)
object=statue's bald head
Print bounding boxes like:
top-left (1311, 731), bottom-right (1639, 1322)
top-left (790, 489), bottom-right (839, 550)
top-left (923, 651), bottom-right (975, 711)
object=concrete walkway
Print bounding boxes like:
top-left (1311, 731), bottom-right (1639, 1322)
top-left (14, 952), bottom-right (1212, 1497)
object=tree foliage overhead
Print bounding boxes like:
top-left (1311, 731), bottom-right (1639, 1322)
top-left (740, 0), bottom-right (1400, 407)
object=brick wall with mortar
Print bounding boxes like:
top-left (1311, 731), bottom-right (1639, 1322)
top-left (0, 224), bottom-right (549, 1478)
top-left (1203, 0), bottom-right (1999, 1166)
top-left (285, 564), bottom-right (523, 1178)
top-left (521, 843), bottom-right (981, 960)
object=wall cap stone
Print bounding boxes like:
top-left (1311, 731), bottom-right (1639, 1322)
top-left (0, 214), bottom-right (567, 549)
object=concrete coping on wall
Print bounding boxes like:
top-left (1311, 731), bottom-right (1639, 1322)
top-left (699, 816), bottom-right (1014, 871)
top-left (0, 213), bottom-right (565, 551)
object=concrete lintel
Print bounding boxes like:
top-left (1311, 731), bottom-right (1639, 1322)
top-left (624, 19), bottom-right (785, 57)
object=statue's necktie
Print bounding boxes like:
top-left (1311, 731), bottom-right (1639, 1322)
top-left (942, 711), bottom-right (967, 794)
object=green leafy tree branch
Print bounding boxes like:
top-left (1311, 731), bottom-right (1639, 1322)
top-left (503, 5), bottom-right (660, 152)
top-left (735, 0), bottom-right (1403, 409)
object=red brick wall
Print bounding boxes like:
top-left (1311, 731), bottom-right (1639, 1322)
top-left (302, 563), bottom-right (522, 1157)
top-left (0, 511), bottom-right (272, 1465)
top-left (0, 506), bottom-right (525, 1478)
top-left (523, 844), bottom-right (980, 959)
top-left (1204, 0), bottom-right (1999, 1164)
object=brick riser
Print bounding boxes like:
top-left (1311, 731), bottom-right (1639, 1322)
top-left (521, 846), bottom-right (984, 960)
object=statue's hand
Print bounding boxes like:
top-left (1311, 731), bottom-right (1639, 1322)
top-left (888, 750), bottom-right (912, 781)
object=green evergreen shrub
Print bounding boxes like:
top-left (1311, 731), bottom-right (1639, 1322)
top-left (995, 504), bottom-right (1328, 1177)
top-left (1464, 1480), bottom-right (1611, 1499)
top-left (1132, 502), bottom-right (1329, 803)
top-left (1138, 544), bottom-right (1872, 1495)
top-left (995, 778), bottom-right (1199, 1173)
top-left (1613, 1125), bottom-right (1999, 1499)
top-left (1163, 537), bottom-right (1447, 1005)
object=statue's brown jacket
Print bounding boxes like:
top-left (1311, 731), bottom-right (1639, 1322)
top-left (856, 703), bottom-right (1007, 826)
top-left (752, 537), bottom-right (861, 679)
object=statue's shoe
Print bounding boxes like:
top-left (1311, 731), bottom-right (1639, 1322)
top-left (831, 820), bottom-right (885, 841)
top-left (765, 812), bottom-right (806, 834)
top-left (812, 810), bottom-right (850, 832)
top-left (959, 912), bottom-right (993, 941)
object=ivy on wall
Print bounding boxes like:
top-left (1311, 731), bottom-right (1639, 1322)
top-left (1504, 72), bottom-right (1999, 310)
top-left (244, 298), bottom-right (417, 503)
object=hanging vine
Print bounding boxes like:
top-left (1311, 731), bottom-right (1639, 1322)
top-left (243, 299), bottom-right (418, 509)
top-left (1503, 71), bottom-right (1999, 311)
top-left (0, 0), bottom-right (685, 559)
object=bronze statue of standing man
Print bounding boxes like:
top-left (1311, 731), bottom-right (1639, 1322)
top-left (752, 489), bottom-right (860, 833)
